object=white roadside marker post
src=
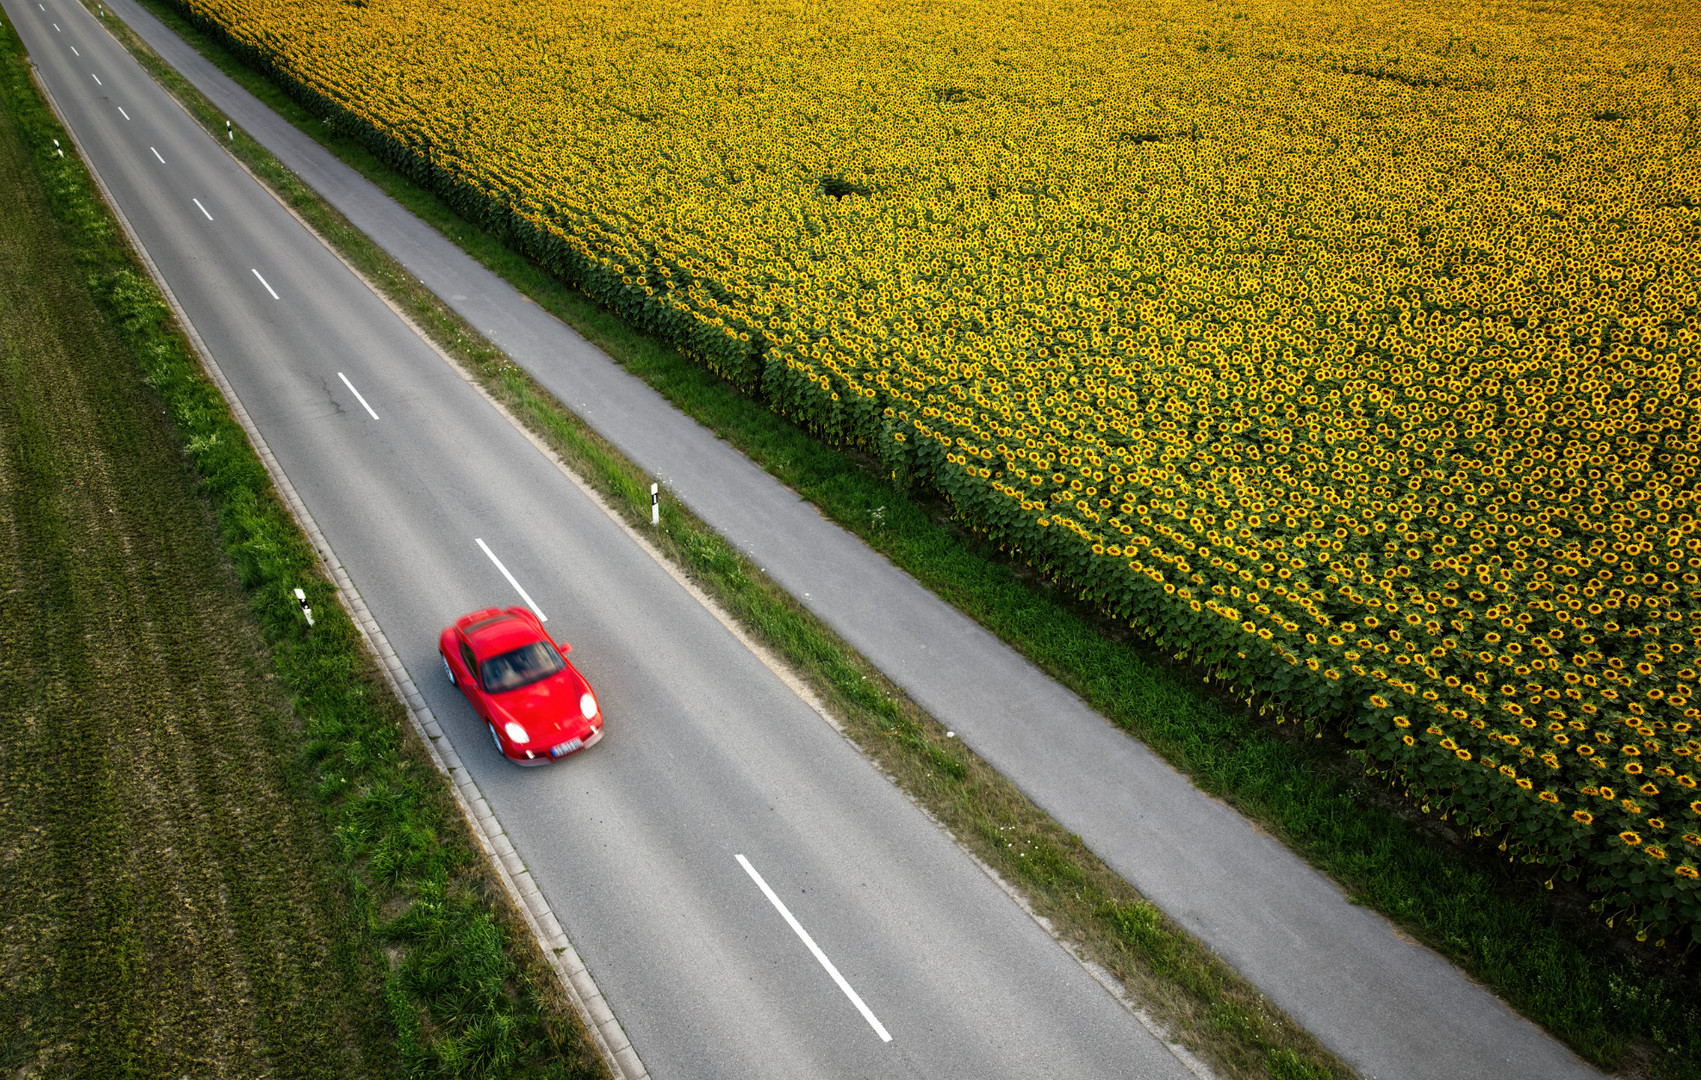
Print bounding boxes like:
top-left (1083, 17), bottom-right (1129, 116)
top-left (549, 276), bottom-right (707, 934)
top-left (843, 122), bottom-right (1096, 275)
top-left (650, 482), bottom-right (659, 526)
top-left (293, 587), bottom-right (314, 627)
top-left (227, 120), bottom-right (233, 142)
top-left (53, 138), bottom-right (62, 157)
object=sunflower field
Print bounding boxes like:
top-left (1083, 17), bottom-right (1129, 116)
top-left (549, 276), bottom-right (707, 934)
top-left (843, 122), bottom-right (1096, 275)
top-left (168, 0), bottom-right (1701, 934)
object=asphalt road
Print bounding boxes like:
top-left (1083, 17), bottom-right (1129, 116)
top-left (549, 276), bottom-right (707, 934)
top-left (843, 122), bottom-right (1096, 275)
top-left (4, 2), bottom-right (1206, 1077)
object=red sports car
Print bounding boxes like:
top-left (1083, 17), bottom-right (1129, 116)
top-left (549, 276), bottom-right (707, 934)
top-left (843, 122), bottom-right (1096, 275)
top-left (439, 606), bottom-right (603, 764)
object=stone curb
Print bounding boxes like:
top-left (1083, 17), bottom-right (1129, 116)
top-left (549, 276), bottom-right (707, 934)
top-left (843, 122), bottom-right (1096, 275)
top-left (34, 47), bottom-right (646, 1080)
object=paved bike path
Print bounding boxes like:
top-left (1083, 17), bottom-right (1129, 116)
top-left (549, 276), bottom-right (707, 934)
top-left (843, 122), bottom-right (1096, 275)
top-left (104, 3), bottom-right (1601, 1076)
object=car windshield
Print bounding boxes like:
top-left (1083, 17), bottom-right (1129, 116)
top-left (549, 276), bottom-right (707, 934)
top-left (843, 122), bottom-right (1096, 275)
top-left (479, 641), bottom-right (564, 693)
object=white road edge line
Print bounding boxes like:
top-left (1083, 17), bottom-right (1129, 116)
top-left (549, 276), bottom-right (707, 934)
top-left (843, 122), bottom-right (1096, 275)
top-left (149, 144), bottom-right (164, 163)
top-left (192, 197), bottom-right (212, 221)
top-left (337, 371), bottom-right (380, 420)
top-left (117, 105), bottom-right (130, 120)
top-left (250, 267), bottom-right (279, 299)
top-left (475, 538), bottom-right (547, 622)
top-left (735, 853), bottom-right (893, 1043)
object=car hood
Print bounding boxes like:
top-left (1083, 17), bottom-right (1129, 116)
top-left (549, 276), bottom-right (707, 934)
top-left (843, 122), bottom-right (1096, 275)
top-left (487, 668), bottom-right (590, 741)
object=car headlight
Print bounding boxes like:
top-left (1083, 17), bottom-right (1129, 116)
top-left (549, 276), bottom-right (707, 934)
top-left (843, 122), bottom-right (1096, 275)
top-left (580, 692), bottom-right (598, 721)
top-left (504, 721), bottom-right (530, 744)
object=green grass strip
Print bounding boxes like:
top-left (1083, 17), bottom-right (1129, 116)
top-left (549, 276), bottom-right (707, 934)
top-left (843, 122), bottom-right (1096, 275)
top-left (1, 11), bottom-right (606, 1078)
top-left (101, 0), bottom-right (1701, 1075)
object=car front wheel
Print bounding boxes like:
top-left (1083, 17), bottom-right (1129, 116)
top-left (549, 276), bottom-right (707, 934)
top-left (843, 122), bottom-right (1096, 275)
top-left (442, 653), bottom-right (455, 685)
top-left (488, 723), bottom-right (504, 758)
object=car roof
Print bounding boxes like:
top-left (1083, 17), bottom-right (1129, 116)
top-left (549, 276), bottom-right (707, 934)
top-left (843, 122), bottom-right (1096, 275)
top-left (462, 612), bottom-right (545, 655)
top-left (462, 611), bottom-right (516, 634)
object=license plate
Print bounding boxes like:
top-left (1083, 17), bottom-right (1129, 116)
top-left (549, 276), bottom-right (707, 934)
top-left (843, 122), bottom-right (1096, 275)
top-left (550, 738), bottom-right (583, 758)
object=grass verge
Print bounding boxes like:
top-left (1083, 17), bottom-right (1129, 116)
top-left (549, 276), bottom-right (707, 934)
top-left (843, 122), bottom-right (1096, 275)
top-left (99, 0), bottom-right (1701, 1075)
top-left (1, 10), bottom-right (607, 1078)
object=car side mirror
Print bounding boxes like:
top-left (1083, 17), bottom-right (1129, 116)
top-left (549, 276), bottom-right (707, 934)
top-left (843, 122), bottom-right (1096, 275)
top-left (557, 641), bottom-right (573, 655)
